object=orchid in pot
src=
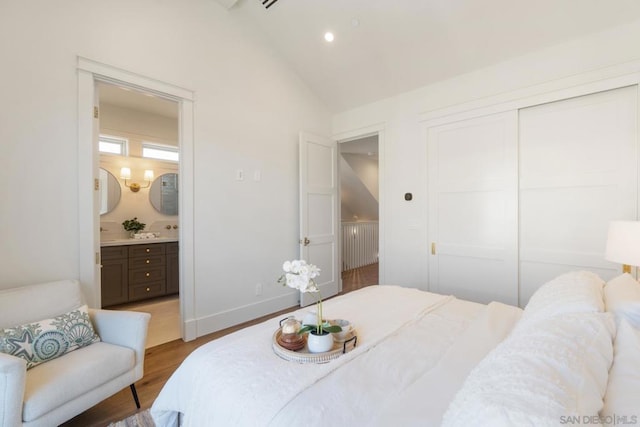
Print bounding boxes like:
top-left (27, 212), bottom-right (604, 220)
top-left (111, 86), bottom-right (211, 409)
top-left (278, 260), bottom-right (341, 352)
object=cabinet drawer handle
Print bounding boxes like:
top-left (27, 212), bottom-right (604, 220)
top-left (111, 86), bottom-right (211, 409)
top-left (146, 248), bottom-right (150, 253)
top-left (146, 259), bottom-right (150, 264)
top-left (146, 272), bottom-right (150, 277)
top-left (146, 287), bottom-right (150, 292)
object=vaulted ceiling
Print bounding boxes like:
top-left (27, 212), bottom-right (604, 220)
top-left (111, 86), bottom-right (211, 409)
top-left (228, 0), bottom-right (640, 112)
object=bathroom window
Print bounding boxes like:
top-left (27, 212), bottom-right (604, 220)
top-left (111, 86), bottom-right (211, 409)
top-left (142, 142), bottom-right (179, 162)
top-left (99, 135), bottom-right (128, 155)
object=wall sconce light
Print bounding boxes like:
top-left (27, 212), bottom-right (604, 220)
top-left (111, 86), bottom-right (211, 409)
top-left (120, 167), bottom-right (154, 192)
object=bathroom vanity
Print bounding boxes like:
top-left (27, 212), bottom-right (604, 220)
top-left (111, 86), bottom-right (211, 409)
top-left (100, 238), bottom-right (179, 307)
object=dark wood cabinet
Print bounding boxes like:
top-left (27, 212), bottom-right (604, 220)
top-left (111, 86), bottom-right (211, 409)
top-left (128, 243), bottom-right (166, 302)
top-left (100, 246), bottom-right (129, 307)
top-left (166, 242), bottom-right (179, 295)
top-left (101, 241), bottom-right (179, 307)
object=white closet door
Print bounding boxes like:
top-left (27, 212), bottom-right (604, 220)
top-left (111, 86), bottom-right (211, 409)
top-left (519, 86), bottom-right (638, 306)
top-left (428, 111), bottom-right (518, 305)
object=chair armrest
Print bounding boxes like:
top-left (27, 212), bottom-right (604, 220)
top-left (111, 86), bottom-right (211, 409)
top-left (88, 309), bottom-right (151, 370)
top-left (0, 352), bottom-right (26, 427)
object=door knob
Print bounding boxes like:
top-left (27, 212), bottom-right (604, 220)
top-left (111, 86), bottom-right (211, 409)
top-left (300, 237), bottom-right (310, 246)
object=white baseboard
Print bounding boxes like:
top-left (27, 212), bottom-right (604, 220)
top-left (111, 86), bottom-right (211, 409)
top-left (193, 293), bottom-right (299, 338)
top-left (182, 318), bottom-right (198, 342)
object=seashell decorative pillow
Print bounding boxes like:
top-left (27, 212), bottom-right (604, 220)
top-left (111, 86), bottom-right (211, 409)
top-left (0, 305), bottom-right (101, 369)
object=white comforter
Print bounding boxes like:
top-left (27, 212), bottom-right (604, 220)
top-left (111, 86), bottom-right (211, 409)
top-left (151, 285), bottom-right (522, 426)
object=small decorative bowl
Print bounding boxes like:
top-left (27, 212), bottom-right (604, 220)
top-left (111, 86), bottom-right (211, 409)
top-left (331, 319), bottom-right (353, 341)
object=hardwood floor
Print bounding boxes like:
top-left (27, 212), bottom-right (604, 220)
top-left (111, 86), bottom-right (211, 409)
top-left (341, 262), bottom-right (379, 293)
top-left (110, 296), bottom-right (182, 349)
top-left (60, 263), bottom-right (378, 426)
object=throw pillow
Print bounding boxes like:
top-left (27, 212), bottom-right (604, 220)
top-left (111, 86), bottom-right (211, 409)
top-left (604, 273), bottom-right (640, 328)
top-left (442, 312), bottom-right (615, 426)
top-left (520, 270), bottom-right (605, 325)
top-left (601, 319), bottom-right (640, 422)
top-left (0, 305), bottom-right (101, 369)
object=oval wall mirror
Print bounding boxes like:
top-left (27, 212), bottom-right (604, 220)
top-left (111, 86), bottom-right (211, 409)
top-left (150, 173), bottom-right (179, 215)
top-left (99, 168), bottom-right (122, 215)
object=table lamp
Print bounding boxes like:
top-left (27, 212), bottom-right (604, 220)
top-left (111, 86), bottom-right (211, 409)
top-left (605, 220), bottom-right (640, 273)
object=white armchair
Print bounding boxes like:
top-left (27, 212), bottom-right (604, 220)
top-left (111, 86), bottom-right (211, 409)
top-left (0, 280), bottom-right (150, 427)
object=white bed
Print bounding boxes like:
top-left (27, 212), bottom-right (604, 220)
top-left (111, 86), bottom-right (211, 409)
top-left (151, 271), bottom-right (640, 427)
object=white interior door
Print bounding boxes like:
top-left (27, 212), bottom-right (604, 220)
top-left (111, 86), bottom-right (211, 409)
top-left (428, 111), bottom-right (518, 305)
top-left (299, 132), bottom-right (339, 307)
top-left (519, 86), bottom-right (638, 305)
top-left (77, 69), bottom-right (101, 307)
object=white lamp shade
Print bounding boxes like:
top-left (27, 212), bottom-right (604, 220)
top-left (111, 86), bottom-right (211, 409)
top-left (144, 170), bottom-right (154, 181)
top-left (120, 167), bottom-right (132, 180)
top-left (605, 221), bottom-right (640, 267)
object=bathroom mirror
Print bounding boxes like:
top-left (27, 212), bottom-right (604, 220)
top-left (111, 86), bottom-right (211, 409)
top-left (150, 173), bottom-right (179, 215)
top-left (99, 168), bottom-right (122, 215)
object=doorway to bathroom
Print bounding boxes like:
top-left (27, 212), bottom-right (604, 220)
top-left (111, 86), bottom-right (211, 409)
top-left (97, 82), bottom-right (181, 347)
top-left (77, 57), bottom-right (197, 342)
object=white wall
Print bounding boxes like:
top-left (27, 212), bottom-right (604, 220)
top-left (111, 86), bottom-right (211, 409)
top-left (340, 153), bottom-right (379, 221)
top-left (342, 153), bottom-right (379, 202)
top-left (100, 103), bottom-right (179, 148)
top-left (333, 18), bottom-right (640, 290)
top-left (0, 1), bottom-right (330, 334)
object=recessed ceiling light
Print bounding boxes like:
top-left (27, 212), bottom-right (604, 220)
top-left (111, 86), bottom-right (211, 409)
top-left (324, 32), bottom-right (334, 42)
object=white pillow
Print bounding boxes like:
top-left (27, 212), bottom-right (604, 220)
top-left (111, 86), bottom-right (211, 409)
top-left (604, 273), bottom-right (640, 328)
top-left (442, 312), bottom-right (615, 427)
top-left (521, 271), bottom-right (605, 324)
top-left (601, 319), bottom-right (640, 424)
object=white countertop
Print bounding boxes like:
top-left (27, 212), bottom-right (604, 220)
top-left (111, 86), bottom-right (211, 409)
top-left (100, 237), bottom-right (179, 247)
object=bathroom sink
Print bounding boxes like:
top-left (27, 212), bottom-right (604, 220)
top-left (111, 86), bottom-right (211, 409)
top-left (101, 237), bottom-right (178, 246)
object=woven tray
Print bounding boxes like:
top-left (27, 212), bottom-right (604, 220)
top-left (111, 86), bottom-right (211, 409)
top-left (272, 329), bottom-right (357, 364)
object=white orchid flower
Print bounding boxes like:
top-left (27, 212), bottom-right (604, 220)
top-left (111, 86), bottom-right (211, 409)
top-left (278, 259), bottom-right (336, 335)
top-left (282, 261), bottom-right (292, 273)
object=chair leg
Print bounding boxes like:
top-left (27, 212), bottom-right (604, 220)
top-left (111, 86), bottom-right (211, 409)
top-left (130, 384), bottom-right (141, 409)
